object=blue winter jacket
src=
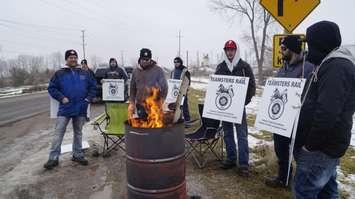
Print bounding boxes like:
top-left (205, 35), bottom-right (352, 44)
top-left (48, 65), bottom-right (97, 117)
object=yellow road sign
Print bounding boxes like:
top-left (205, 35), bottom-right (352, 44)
top-left (273, 34), bottom-right (305, 68)
top-left (260, 0), bottom-right (320, 33)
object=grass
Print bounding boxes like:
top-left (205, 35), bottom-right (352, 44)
top-left (340, 147), bottom-right (355, 176)
top-left (187, 88), bottom-right (205, 121)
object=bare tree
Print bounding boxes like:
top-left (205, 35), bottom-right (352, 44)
top-left (211, 0), bottom-right (275, 84)
top-left (49, 52), bottom-right (64, 69)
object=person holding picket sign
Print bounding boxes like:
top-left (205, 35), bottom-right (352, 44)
top-left (264, 35), bottom-right (314, 189)
top-left (215, 40), bottom-right (256, 177)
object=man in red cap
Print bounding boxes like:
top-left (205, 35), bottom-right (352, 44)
top-left (215, 40), bottom-right (256, 177)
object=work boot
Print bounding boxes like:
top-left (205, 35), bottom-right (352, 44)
top-left (71, 156), bottom-right (89, 166)
top-left (237, 166), bottom-right (250, 177)
top-left (220, 159), bottom-right (236, 169)
top-left (44, 159), bottom-right (59, 170)
top-left (265, 177), bottom-right (288, 188)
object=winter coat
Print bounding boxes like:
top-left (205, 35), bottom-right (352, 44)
top-left (215, 57), bottom-right (256, 105)
top-left (48, 65), bottom-right (97, 117)
top-left (171, 65), bottom-right (191, 84)
top-left (296, 47), bottom-right (355, 158)
top-left (129, 60), bottom-right (168, 105)
top-left (276, 54), bottom-right (314, 79)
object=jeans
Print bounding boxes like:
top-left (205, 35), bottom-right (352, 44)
top-left (182, 96), bottom-right (190, 121)
top-left (48, 116), bottom-right (86, 160)
top-left (293, 148), bottom-right (339, 199)
top-left (222, 110), bottom-right (249, 167)
top-left (273, 134), bottom-right (292, 184)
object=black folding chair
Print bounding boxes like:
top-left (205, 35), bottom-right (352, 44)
top-left (185, 104), bottom-right (224, 168)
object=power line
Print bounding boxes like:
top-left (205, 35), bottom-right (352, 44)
top-left (0, 18), bottom-right (79, 31)
top-left (0, 23), bottom-right (82, 45)
top-left (38, 0), bottom-right (115, 27)
top-left (63, 0), bottom-right (127, 26)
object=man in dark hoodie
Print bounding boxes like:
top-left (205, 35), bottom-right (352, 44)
top-left (103, 58), bottom-right (129, 101)
top-left (215, 40), bottom-right (256, 177)
top-left (294, 21), bottom-right (355, 198)
top-left (171, 57), bottom-right (191, 122)
top-left (128, 48), bottom-right (168, 118)
top-left (265, 35), bottom-right (314, 188)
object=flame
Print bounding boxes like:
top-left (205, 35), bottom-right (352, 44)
top-left (128, 87), bottom-right (165, 128)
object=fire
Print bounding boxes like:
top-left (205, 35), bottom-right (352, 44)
top-left (128, 87), bottom-right (165, 128)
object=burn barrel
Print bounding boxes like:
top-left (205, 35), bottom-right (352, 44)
top-left (125, 122), bottom-right (186, 199)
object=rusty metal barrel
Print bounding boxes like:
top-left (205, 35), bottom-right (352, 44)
top-left (125, 122), bottom-right (186, 199)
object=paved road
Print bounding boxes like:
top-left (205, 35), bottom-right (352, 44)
top-left (0, 92), bottom-right (49, 125)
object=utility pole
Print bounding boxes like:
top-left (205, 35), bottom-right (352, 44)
top-left (177, 30), bottom-right (183, 57)
top-left (196, 51), bottom-right (200, 67)
top-left (186, 51), bottom-right (189, 67)
top-left (121, 50), bottom-right (124, 66)
top-left (81, 30), bottom-right (86, 60)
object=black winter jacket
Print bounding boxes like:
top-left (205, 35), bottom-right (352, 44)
top-left (215, 59), bottom-right (256, 105)
top-left (296, 48), bottom-right (355, 158)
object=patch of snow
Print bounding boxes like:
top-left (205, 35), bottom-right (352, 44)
top-left (191, 76), bottom-right (209, 83)
top-left (191, 81), bottom-right (207, 90)
top-left (246, 96), bottom-right (261, 115)
top-left (337, 169), bottom-right (355, 199)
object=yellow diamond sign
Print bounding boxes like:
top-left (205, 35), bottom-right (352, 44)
top-left (260, 0), bottom-right (320, 33)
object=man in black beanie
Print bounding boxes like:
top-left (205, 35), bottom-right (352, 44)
top-left (293, 21), bottom-right (355, 198)
top-left (171, 57), bottom-right (191, 123)
top-left (45, 49), bottom-right (96, 170)
top-left (265, 35), bottom-right (314, 189)
top-left (128, 48), bottom-right (168, 118)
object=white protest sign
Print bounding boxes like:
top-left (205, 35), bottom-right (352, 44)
top-left (255, 77), bottom-right (306, 138)
top-left (50, 96), bottom-right (90, 118)
top-left (165, 79), bottom-right (182, 104)
top-left (102, 79), bottom-right (125, 101)
top-left (203, 75), bottom-right (249, 124)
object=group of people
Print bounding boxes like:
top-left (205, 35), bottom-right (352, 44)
top-left (44, 20), bottom-right (355, 198)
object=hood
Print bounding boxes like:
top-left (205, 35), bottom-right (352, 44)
top-left (109, 58), bottom-right (118, 68)
top-left (223, 42), bottom-right (241, 72)
top-left (306, 21), bottom-right (342, 65)
top-left (322, 46), bottom-right (355, 66)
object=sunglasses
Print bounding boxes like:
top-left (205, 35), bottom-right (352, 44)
top-left (141, 58), bottom-right (150, 61)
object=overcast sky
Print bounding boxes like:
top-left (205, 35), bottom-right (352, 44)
top-left (1, 0), bottom-right (355, 69)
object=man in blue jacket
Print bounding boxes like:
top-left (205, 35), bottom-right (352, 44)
top-left (44, 49), bottom-right (96, 170)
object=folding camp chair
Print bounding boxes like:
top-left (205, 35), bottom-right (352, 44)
top-left (92, 102), bottom-right (128, 157)
top-left (185, 104), bottom-right (224, 168)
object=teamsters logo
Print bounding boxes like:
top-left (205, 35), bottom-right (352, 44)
top-left (171, 84), bottom-right (179, 98)
top-left (108, 83), bottom-right (118, 96)
top-left (215, 84), bottom-right (234, 110)
top-left (268, 88), bottom-right (288, 120)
